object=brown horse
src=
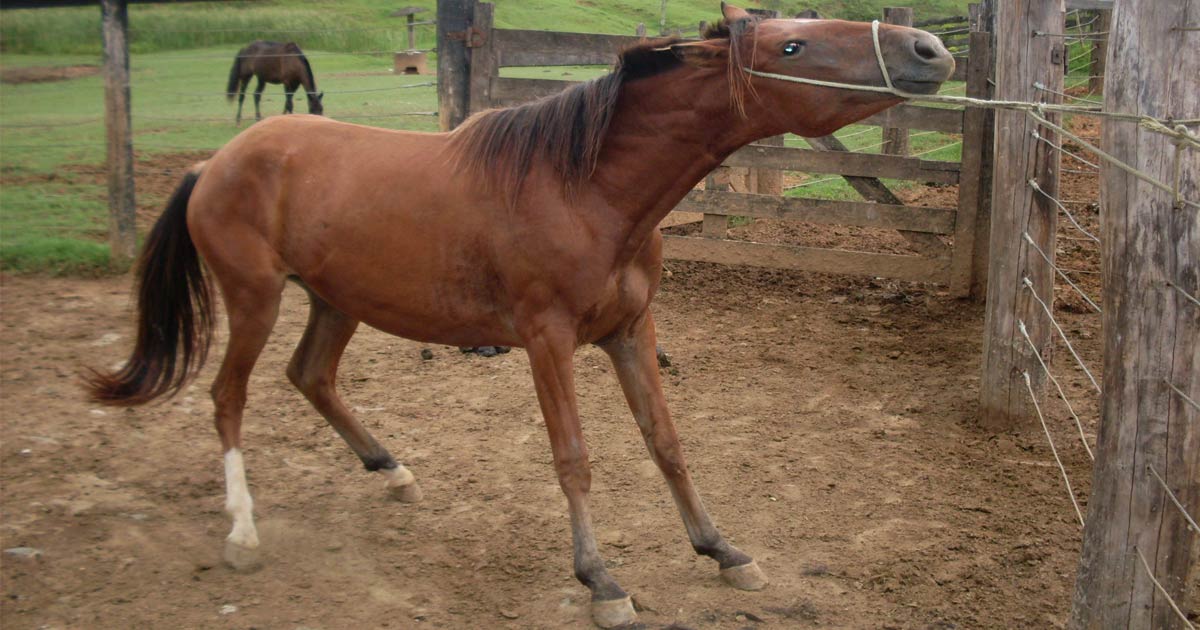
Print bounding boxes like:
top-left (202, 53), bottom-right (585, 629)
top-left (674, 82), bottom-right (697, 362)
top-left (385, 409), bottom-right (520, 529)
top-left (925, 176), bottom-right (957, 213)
top-left (89, 4), bottom-right (952, 627)
top-left (226, 40), bottom-right (324, 124)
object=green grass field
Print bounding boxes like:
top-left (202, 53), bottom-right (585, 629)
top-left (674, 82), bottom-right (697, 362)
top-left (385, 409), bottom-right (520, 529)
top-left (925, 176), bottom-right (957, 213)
top-left (6, 0), bottom-right (1085, 275)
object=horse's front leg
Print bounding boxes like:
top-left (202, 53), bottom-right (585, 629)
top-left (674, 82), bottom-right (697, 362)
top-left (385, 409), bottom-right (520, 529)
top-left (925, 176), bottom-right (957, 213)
top-left (253, 78), bottom-right (265, 121)
top-left (284, 89), bottom-right (294, 115)
top-left (599, 310), bottom-right (768, 591)
top-left (525, 324), bottom-right (637, 629)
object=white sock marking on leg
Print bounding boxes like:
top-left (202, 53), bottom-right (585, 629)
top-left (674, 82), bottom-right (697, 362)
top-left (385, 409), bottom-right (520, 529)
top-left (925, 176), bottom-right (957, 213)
top-left (224, 448), bottom-right (259, 549)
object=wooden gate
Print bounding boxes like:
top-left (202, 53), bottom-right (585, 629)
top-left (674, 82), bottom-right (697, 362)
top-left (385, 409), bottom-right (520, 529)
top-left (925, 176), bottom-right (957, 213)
top-left (437, 0), bottom-right (994, 296)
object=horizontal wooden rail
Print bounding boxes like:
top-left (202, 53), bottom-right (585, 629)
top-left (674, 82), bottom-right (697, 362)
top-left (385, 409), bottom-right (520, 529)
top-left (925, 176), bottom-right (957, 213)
top-left (493, 29), bottom-right (644, 67)
top-left (724, 144), bottom-right (961, 183)
top-left (675, 189), bottom-right (956, 234)
top-left (491, 77), bottom-right (576, 106)
top-left (662, 235), bottom-right (950, 283)
top-left (858, 103), bottom-right (964, 133)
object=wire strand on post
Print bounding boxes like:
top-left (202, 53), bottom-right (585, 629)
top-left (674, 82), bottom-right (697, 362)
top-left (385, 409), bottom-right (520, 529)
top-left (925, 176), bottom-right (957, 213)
top-left (1022, 372), bottom-right (1086, 527)
top-left (1022, 277), bottom-right (1102, 392)
top-left (1017, 320), bottom-right (1096, 460)
top-left (1165, 280), bottom-right (1200, 308)
top-left (1164, 379), bottom-right (1200, 413)
top-left (1023, 232), bottom-right (1104, 314)
top-left (1133, 546), bottom-right (1198, 630)
top-left (1146, 465), bottom-right (1199, 533)
top-left (1028, 179), bottom-right (1101, 243)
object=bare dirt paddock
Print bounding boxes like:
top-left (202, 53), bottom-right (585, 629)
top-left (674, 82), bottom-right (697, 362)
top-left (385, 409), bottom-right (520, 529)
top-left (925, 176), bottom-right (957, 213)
top-left (1, 264), bottom-right (1088, 629)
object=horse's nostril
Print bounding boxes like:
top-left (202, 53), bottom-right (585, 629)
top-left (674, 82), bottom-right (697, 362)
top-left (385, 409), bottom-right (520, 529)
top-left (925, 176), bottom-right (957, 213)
top-left (913, 37), bottom-right (941, 61)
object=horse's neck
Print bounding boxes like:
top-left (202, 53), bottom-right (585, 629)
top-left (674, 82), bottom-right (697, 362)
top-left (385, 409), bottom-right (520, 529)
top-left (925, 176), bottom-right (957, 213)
top-left (587, 66), bottom-right (778, 256)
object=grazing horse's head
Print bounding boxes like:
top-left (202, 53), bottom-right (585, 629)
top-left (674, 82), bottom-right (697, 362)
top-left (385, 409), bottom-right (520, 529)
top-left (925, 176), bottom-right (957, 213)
top-left (307, 91), bottom-right (325, 116)
top-left (671, 3), bottom-right (955, 137)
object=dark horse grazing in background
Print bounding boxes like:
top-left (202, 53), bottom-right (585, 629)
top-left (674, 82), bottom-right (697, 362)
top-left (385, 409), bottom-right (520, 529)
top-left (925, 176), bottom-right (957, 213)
top-left (226, 40), bottom-right (323, 124)
top-left (89, 4), bottom-right (951, 627)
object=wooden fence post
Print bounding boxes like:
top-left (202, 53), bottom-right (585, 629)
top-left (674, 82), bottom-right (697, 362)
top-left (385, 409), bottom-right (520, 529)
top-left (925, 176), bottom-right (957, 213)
top-left (1087, 9), bottom-right (1109, 94)
top-left (437, 0), bottom-right (473, 131)
top-left (467, 2), bottom-right (495, 115)
top-left (947, 28), bottom-right (992, 297)
top-left (881, 7), bottom-right (913, 157)
top-left (967, 0), bottom-right (997, 300)
top-left (101, 0), bottom-right (136, 268)
top-left (1069, 1), bottom-right (1199, 627)
top-left (979, 0), bottom-right (1064, 430)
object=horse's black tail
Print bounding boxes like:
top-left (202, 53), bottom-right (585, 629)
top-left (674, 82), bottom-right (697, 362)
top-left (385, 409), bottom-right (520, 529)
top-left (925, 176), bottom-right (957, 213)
top-left (85, 169), bottom-right (214, 406)
top-left (226, 54), bottom-right (242, 101)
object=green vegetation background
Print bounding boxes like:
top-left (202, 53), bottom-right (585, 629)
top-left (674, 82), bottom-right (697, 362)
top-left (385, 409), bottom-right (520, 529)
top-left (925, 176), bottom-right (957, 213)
top-left (0, 0), bottom-right (981, 274)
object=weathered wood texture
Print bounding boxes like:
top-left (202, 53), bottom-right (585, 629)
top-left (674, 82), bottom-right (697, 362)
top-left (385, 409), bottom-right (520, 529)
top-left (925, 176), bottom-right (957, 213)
top-left (467, 1), bottom-right (496, 115)
top-left (1087, 9), bottom-right (1109, 95)
top-left (948, 30), bottom-right (992, 297)
top-left (724, 144), bottom-right (960, 183)
top-left (436, 0), bottom-right (472, 130)
top-left (662, 236), bottom-right (950, 283)
top-left (101, 0), bottom-right (136, 267)
top-left (1069, 1), bottom-right (1200, 628)
top-left (882, 7), bottom-right (914, 157)
top-left (967, 0), bottom-right (997, 300)
top-left (492, 29), bottom-right (644, 67)
top-left (979, 0), bottom-right (1064, 430)
top-left (676, 189), bottom-right (956, 233)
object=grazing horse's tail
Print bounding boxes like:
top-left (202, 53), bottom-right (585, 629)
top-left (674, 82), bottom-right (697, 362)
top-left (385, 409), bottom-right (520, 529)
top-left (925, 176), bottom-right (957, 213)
top-left (226, 54), bottom-right (242, 101)
top-left (85, 166), bottom-right (214, 406)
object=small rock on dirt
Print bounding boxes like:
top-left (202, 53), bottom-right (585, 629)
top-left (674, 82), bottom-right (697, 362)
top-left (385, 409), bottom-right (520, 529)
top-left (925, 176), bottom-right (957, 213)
top-left (499, 609), bottom-right (519, 619)
top-left (656, 346), bottom-right (672, 368)
top-left (219, 604), bottom-right (238, 615)
top-left (420, 348), bottom-right (434, 360)
top-left (3, 547), bottom-right (42, 560)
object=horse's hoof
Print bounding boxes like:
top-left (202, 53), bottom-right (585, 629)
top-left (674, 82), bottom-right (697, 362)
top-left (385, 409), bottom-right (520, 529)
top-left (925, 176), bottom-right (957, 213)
top-left (223, 539), bottom-right (261, 572)
top-left (591, 596), bottom-right (636, 628)
top-left (720, 560), bottom-right (768, 591)
top-left (388, 481), bottom-right (423, 503)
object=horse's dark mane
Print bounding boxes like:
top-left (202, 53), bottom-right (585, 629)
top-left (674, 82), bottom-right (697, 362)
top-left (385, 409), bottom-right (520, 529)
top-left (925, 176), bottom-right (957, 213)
top-left (449, 14), bottom-right (762, 204)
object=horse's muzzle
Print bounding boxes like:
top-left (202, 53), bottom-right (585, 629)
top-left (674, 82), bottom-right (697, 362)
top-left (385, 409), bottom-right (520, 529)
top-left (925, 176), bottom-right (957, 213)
top-left (884, 28), bottom-right (955, 93)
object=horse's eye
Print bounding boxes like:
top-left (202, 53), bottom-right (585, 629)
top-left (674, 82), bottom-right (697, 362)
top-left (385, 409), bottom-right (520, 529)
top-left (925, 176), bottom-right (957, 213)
top-left (782, 41), bottom-right (805, 56)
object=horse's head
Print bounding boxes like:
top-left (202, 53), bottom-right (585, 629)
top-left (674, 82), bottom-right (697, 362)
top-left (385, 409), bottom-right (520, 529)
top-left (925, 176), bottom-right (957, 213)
top-left (308, 91), bottom-right (325, 116)
top-left (671, 3), bottom-right (954, 137)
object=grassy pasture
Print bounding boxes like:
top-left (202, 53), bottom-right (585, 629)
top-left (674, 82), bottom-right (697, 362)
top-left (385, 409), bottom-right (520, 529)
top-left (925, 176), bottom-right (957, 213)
top-left (2, 0), bottom-right (998, 274)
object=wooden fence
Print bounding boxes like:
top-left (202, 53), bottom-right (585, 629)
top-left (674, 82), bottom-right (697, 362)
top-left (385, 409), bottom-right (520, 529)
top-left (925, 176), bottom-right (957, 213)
top-left (437, 1), bottom-right (995, 296)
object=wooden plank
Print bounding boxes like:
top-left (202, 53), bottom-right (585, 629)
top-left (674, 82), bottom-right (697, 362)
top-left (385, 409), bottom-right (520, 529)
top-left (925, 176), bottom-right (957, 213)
top-left (1088, 9), bottom-right (1110, 94)
top-left (968, 0), bottom-right (996, 300)
top-left (493, 29), bottom-right (644, 67)
top-left (1069, 3), bottom-right (1199, 629)
top-left (436, 0), bottom-right (473, 130)
top-left (803, 134), bottom-right (949, 257)
top-left (674, 190), bottom-right (956, 234)
top-left (490, 77), bottom-right (576, 107)
top-left (882, 7), bottom-right (914, 157)
top-left (1064, 0), bottom-right (1112, 9)
top-left (101, 0), bottom-right (136, 267)
top-left (723, 144), bottom-right (960, 184)
top-left (858, 103), bottom-right (964, 133)
top-left (948, 31), bottom-right (991, 297)
top-left (661, 236), bottom-right (949, 283)
top-left (979, 0), bottom-right (1063, 430)
top-left (702, 169), bottom-right (730, 238)
top-left (467, 1), bottom-right (496, 114)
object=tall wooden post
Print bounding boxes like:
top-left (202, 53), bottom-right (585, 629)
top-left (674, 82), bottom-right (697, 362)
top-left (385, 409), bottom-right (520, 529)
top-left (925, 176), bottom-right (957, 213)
top-left (948, 29), bottom-right (993, 297)
top-left (967, 0), bottom-right (997, 300)
top-left (466, 2), bottom-right (495, 115)
top-left (101, 0), bottom-right (136, 268)
top-left (881, 7), bottom-right (913, 157)
top-left (437, 0), bottom-right (472, 131)
top-left (1086, 9), bottom-right (1109, 94)
top-left (979, 0), bottom-right (1064, 430)
top-left (1069, 1), bottom-right (1200, 627)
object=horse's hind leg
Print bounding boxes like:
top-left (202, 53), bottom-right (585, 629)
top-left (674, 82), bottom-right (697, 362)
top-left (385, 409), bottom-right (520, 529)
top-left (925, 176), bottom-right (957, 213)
top-left (599, 311), bottom-right (767, 591)
top-left (210, 274), bottom-right (285, 570)
top-left (287, 287), bottom-right (422, 501)
top-left (283, 88), bottom-right (294, 115)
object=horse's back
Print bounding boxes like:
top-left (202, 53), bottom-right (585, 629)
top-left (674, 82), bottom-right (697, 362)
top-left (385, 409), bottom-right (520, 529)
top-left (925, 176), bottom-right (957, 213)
top-left (187, 116), bottom-right (514, 343)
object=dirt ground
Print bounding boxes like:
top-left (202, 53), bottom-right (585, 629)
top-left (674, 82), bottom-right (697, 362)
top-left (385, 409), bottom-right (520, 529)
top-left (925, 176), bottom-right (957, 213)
top-left (2, 125), bottom-right (1120, 629)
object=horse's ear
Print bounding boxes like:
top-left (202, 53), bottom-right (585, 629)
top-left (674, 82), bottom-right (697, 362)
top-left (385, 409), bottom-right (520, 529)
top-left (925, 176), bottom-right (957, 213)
top-left (721, 2), bottom-right (751, 23)
top-left (669, 40), bottom-right (729, 67)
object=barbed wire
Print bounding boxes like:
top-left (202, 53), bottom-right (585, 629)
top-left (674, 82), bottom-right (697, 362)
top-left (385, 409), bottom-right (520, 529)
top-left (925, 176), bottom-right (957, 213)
top-left (1031, 129), bottom-right (1101, 170)
top-left (132, 49), bottom-right (436, 62)
top-left (1146, 465), bottom-right (1198, 532)
top-left (1018, 320), bottom-right (1096, 460)
top-left (129, 23), bottom-right (435, 35)
top-left (1022, 371), bottom-right (1086, 527)
top-left (1022, 277), bottom-right (1102, 392)
top-left (1166, 280), bottom-right (1200, 309)
top-left (1164, 379), bottom-right (1200, 413)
